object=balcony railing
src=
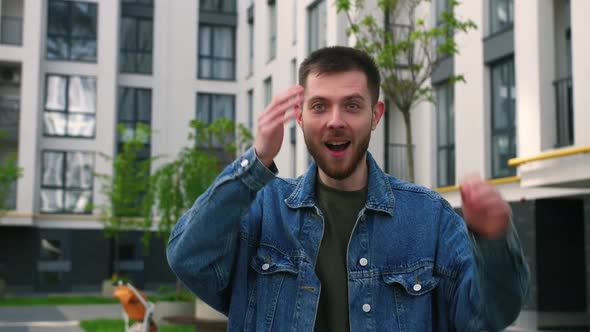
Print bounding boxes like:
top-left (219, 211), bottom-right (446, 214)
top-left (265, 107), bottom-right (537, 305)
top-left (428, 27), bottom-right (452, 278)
top-left (0, 97), bottom-right (19, 139)
top-left (554, 77), bottom-right (573, 147)
top-left (0, 16), bottom-right (23, 45)
top-left (386, 143), bottom-right (414, 182)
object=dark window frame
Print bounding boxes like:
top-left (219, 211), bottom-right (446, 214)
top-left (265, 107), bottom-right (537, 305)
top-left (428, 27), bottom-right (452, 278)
top-left (197, 23), bottom-right (236, 81)
top-left (46, 0), bottom-right (98, 62)
top-left (119, 1), bottom-right (154, 75)
top-left (196, 92), bottom-right (236, 148)
top-left (117, 87), bottom-right (152, 160)
top-left (307, 0), bottom-right (326, 54)
top-left (436, 83), bottom-right (455, 187)
top-left (40, 150), bottom-right (94, 214)
top-left (199, 0), bottom-right (237, 15)
top-left (268, 1), bottom-right (276, 61)
top-left (43, 74), bottom-right (97, 139)
top-left (489, 0), bottom-right (514, 36)
top-left (490, 57), bottom-right (516, 179)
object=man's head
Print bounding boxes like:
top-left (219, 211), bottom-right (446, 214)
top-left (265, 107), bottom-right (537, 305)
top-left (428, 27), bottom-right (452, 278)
top-left (296, 46), bottom-right (384, 189)
top-left (299, 46), bottom-right (381, 106)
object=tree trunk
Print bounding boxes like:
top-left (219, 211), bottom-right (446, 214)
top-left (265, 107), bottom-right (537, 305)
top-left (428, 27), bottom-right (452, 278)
top-left (401, 110), bottom-right (415, 183)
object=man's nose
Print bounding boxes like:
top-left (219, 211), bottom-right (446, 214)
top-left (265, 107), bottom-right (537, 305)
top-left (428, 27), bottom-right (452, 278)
top-left (327, 109), bottom-right (345, 129)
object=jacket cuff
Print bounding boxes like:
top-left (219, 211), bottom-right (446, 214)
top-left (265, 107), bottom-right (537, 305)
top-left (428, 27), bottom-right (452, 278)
top-left (233, 147), bottom-right (278, 191)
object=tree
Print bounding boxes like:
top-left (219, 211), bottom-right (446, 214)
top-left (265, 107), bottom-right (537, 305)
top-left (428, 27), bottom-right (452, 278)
top-left (0, 130), bottom-right (22, 216)
top-left (336, 0), bottom-right (476, 182)
top-left (151, 118), bottom-right (252, 296)
top-left (94, 123), bottom-right (156, 278)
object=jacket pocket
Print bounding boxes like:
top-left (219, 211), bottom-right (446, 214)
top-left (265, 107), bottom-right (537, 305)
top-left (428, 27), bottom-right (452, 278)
top-left (246, 245), bottom-right (299, 331)
top-left (382, 263), bottom-right (438, 296)
top-left (380, 263), bottom-right (439, 331)
top-left (249, 245), bottom-right (299, 275)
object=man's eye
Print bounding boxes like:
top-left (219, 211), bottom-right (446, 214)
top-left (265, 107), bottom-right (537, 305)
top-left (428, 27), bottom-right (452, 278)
top-left (346, 103), bottom-right (360, 111)
top-left (311, 104), bottom-right (325, 111)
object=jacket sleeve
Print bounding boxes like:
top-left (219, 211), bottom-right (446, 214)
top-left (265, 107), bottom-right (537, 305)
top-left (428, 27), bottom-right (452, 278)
top-left (166, 148), bottom-right (276, 314)
top-left (439, 205), bottom-right (530, 331)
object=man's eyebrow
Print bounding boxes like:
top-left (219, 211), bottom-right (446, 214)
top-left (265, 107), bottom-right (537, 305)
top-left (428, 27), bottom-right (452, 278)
top-left (343, 93), bottom-right (366, 101)
top-left (306, 94), bottom-right (366, 102)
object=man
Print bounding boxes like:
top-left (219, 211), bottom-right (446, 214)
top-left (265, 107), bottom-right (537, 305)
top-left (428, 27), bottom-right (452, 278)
top-left (167, 46), bottom-right (529, 331)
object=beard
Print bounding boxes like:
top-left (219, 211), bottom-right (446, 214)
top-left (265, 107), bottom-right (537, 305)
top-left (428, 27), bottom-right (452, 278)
top-left (303, 127), bottom-right (371, 180)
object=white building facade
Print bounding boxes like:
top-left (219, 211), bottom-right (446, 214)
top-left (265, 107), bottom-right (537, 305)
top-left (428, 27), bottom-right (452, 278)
top-left (1, 0), bottom-right (590, 312)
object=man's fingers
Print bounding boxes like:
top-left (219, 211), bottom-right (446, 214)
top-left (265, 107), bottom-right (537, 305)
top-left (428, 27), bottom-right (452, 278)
top-left (265, 86), bottom-right (304, 115)
top-left (259, 94), bottom-right (302, 124)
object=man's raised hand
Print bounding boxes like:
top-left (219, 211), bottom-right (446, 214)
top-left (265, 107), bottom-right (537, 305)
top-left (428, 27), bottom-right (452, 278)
top-left (254, 85), bottom-right (304, 167)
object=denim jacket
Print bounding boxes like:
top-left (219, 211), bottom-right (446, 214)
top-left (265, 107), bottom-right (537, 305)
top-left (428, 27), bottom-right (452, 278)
top-left (167, 148), bottom-right (530, 331)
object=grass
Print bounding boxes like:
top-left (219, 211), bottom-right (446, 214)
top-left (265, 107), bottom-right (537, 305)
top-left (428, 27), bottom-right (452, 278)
top-left (0, 296), bottom-right (119, 306)
top-left (80, 319), bottom-right (195, 332)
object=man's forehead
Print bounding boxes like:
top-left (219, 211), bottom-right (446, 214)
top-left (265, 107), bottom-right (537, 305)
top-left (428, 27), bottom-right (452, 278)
top-left (304, 70), bottom-right (370, 97)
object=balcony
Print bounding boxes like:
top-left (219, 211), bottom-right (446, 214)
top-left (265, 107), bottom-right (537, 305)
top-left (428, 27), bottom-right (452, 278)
top-left (554, 77), bottom-right (573, 148)
top-left (386, 143), bottom-right (414, 182)
top-left (0, 96), bottom-right (19, 140)
top-left (509, 146), bottom-right (590, 189)
top-left (0, 15), bottom-right (22, 46)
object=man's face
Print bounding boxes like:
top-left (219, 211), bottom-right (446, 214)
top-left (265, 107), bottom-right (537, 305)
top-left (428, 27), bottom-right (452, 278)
top-left (297, 70), bottom-right (383, 180)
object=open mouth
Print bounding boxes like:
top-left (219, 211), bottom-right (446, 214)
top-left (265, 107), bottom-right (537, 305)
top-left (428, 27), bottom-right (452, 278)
top-left (325, 141), bottom-right (351, 152)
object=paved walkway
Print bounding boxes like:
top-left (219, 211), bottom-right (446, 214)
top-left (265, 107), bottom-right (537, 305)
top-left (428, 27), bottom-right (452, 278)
top-left (0, 304), bottom-right (121, 332)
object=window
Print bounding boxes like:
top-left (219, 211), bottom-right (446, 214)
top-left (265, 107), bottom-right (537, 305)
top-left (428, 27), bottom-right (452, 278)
top-left (264, 77), bottom-right (272, 107)
top-left (434, 0), bottom-right (453, 55)
top-left (436, 83), bottom-right (455, 187)
top-left (40, 150), bottom-right (94, 214)
top-left (307, 0), bottom-right (326, 53)
top-left (490, 58), bottom-right (516, 178)
top-left (247, 90), bottom-right (254, 132)
top-left (43, 74), bottom-right (96, 138)
top-left (118, 87), bottom-right (152, 160)
top-left (247, 5), bottom-right (254, 75)
top-left (268, 1), bottom-right (277, 61)
top-left (198, 24), bottom-right (236, 80)
top-left (200, 0), bottom-right (236, 14)
top-left (489, 0), bottom-right (513, 35)
top-left (198, 0), bottom-right (236, 80)
top-left (120, 0), bottom-right (153, 74)
top-left (47, 0), bottom-right (97, 62)
top-left (196, 93), bottom-right (235, 148)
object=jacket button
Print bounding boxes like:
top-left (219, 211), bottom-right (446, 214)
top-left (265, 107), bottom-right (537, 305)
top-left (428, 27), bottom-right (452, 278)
top-left (413, 283), bottom-right (422, 292)
top-left (362, 304), bottom-right (371, 313)
top-left (240, 159), bottom-right (249, 167)
top-left (359, 258), bottom-right (368, 266)
top-left (262, 263), bottom-right (270, 271)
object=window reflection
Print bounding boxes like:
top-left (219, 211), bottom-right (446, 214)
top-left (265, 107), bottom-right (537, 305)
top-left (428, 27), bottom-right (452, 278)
top-left (489, 0), bottom-right (513, 34)
top-left (41, 151), bottom-right (94, 214)
top-left (47, 0), bottom-right (98, 62)
top-left (44, 74), bottom-right (96, 138)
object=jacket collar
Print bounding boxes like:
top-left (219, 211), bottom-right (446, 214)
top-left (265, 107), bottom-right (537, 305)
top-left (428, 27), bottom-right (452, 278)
top-left (284, 152), bottom-right (395, 216)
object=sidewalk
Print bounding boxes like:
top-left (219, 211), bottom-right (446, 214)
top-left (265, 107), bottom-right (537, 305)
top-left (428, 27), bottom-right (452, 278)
top-left (0, 304), bottom-right (121, 332)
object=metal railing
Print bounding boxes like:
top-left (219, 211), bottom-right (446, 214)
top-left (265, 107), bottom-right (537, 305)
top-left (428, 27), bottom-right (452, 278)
top-left (554, 77), bottom-right (573, 147)
top-left (0, 97), bottom-right (19, 139)
top-left (0, 16), bottom-right (23, 45)
top-left (386, 143), bottom-right (414, 182)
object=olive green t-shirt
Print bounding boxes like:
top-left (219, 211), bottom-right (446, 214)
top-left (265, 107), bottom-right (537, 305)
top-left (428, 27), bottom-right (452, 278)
top-left (313, 179), bottom-right (367, 332)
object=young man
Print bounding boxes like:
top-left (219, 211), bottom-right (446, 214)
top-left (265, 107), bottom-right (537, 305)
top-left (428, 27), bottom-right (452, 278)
top-left (167, 46), bottom-right (529, 331)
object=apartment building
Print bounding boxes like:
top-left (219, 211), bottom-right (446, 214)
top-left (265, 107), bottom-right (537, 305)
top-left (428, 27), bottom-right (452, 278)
top-left (1, 0), bottom-right (590, 313)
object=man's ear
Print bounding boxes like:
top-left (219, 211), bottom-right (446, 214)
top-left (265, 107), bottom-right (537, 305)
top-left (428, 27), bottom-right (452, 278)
top-left (371, 101), bottom-right (385, 130)
top-left (295, 103), bottom-right (303, 128)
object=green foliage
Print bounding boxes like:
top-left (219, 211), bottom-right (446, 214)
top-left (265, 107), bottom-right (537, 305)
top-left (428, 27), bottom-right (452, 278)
top-left (94, 123), bottom-right (157, 248)
top-left (337, 0), bottom-right (476, 182)
top-left (0, 129), bottom-right (23, 215)
top-left (152, 119), bottom-right (252, 241)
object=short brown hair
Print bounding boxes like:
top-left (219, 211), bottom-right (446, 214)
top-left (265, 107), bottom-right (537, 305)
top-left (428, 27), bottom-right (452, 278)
top-left (299, 46), bottom-right (381, 105)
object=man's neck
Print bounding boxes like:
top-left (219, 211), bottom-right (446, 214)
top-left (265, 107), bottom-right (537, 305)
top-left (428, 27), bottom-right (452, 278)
top-left (317, 156), bottom-right (369, 192)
